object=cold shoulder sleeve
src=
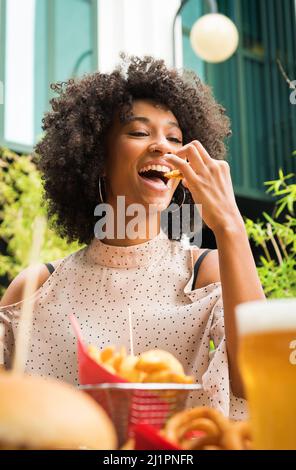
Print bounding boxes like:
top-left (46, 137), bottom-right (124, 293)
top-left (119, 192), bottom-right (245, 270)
top-left (183, 277), bottom-right (248, 420)
top-left (0, 256), bottom-right (68, 371)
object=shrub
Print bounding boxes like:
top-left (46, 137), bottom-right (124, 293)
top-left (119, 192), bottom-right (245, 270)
top-left (245, 152), bottom-right (296, 298)
top-left (0, 147), bottom-right (82, 297)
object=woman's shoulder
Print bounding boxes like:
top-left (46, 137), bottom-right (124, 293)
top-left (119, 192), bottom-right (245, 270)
top-left (0, 259), bottom-right (63, 308)
top-left (191, 247), bottom-right (220, 290)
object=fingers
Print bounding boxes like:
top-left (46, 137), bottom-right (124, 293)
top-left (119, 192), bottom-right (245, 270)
top-left (164, 140), bottom-right (224, 194)
top-left (164, 153), bottom-right (199, 186)
top-left (192, 140), bottom-right (213, 165)
top-left (165, 140), bottom-right (214, 178)
top-left (172, 142), bottom-right (206, 174)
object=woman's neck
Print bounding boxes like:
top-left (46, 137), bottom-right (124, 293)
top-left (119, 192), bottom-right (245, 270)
top-left (99, 210), bottom-right (161, 247)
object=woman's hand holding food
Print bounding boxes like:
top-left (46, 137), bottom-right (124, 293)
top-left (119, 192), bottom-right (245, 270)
top-left (164, 140), bottom-right (244, 235)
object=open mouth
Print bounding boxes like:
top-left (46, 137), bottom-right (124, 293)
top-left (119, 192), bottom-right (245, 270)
top-left (138, 168), bottom-right (169, 187)
top-left (138, 169), bottom-right (169, 186)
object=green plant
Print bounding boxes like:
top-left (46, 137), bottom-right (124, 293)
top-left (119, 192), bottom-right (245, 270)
top-left (0, 147), bottom-right (82, 297)
top-left (245, 151), bottom-right (296, 298)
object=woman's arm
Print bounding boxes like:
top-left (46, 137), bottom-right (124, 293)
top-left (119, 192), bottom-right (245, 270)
top-left (165, 141), bottom-right (265, 399)
top-left (214, 219), bottom-right (265, 398)
top-left (194, 236), bottom-right (265, 398)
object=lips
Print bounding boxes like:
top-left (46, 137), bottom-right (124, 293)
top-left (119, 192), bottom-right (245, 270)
top-left (137, 161), bottom-right (176, 193)
top-left (138, 165), bottom-right (173, 185)
top-left (138, 173), bottom-right (171, 192)
top-left (139, 169), bottom-right (169, 185)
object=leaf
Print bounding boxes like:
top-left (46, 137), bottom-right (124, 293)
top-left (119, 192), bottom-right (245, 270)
top-left (287, 194), bottom-right (295, 214)
top-left (264, 179), bottom-right (278, 186)
top-left (275, 202), bottom-right (288, 218)
top-left (279, 168), bottom-right (284, 180)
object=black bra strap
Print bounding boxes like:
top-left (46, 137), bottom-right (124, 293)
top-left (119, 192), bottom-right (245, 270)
top-left (191, 249), bottom-right (212, 290)
top-left (45, 262), bottom-right (55, 275)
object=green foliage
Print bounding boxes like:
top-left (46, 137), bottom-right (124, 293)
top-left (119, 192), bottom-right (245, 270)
top-left (0, 147), bottom-right (82, 297)
top-left (245, 153), bottom-right (296, 298)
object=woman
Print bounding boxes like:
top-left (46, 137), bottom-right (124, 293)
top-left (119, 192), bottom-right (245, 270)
top-left (0, 55), bottom-right (265, 419)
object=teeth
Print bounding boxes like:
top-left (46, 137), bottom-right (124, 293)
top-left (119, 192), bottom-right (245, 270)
top-left (139, 164), bottom-right (171, 175)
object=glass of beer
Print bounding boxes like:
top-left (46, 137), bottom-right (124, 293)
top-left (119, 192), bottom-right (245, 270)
top-left (236, 299), bottom-right (296, 450)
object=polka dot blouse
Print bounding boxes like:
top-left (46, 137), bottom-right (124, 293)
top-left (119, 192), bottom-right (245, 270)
top-left (0, 229), bottom-right (247, 420)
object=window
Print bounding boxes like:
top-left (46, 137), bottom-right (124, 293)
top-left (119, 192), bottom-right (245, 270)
top-left (0, 0), bottom-right (98, 152)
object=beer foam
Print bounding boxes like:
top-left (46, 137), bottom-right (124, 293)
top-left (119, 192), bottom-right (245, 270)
top-left (236, 299), bottom-right (296, 336)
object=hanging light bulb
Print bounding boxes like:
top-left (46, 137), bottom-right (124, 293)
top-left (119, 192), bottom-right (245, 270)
top-left (190, 13), bottom-right (239, 63)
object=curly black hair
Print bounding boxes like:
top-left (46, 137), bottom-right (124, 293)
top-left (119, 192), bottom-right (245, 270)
top-left (35, 54), bottom-right (231, 245)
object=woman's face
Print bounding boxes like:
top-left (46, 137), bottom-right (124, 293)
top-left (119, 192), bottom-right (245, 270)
top-left (104, 99), bottom-right (185, 211)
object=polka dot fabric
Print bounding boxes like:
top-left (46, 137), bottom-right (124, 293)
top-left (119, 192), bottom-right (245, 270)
top-left (0, 229), bottom-right (247, 420)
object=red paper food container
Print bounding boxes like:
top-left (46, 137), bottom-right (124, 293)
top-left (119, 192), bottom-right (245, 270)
top-left (133, 423), bottom-right (182, 450)
top-left (70, 314), bottom-right (127, 384)
top-left (70, 314), bottom-right (201, 448)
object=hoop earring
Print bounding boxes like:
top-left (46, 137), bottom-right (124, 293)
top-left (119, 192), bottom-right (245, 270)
top-left (169, 186), bottom-right (186, 213)
top-left (98, 176), bottom-right (105, 203)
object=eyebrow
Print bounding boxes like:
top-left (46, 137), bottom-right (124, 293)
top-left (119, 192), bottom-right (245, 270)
top-left (127, 116), bottom-right (181, 130)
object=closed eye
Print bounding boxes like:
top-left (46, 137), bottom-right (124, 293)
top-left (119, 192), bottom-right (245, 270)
top-left (129, 132), bottom-right (182, 144)
top-left (167, 137), bottom-right (182, 144)
top-left (129, 132), bottom-right (149, 137)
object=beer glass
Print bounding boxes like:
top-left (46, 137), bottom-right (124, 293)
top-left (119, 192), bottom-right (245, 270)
top-left (236, 299), bottom-right (296, 450)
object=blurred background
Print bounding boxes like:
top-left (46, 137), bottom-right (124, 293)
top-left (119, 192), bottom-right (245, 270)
top-left (0, 0), bottom-right (295, 298)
